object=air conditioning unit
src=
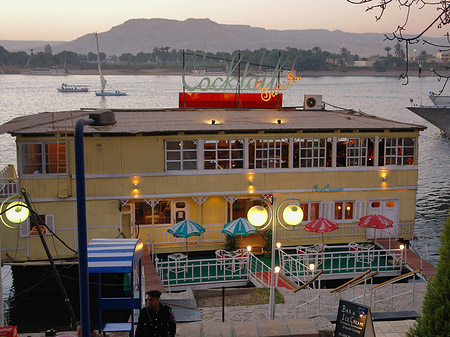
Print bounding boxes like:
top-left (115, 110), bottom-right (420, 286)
top-left (304, 95), bottom-right (323, 110)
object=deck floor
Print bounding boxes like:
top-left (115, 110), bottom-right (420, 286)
top-left (143, 245), bottom-right (408, 291)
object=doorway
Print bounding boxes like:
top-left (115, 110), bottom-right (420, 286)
top-left (367, 199), bottom-right (399, 239)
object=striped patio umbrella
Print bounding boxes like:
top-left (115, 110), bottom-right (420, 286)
top-left (304, 218), bottom-right (339, 246)
top-left (222, 218), bottom-right (257, 236)
top-left (358, 214), bottom-right (393, 243)
top-left (167, 219), bottom-right (205, 255)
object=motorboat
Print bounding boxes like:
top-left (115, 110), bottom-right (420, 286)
top-left (57, 83), bottom-right (89, 93)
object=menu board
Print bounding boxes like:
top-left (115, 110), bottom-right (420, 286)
top-left (334, 300), bottom-right (375, 337)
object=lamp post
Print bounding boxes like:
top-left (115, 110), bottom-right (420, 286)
top-left (75, 110), bottom-right (116, 337)
top-left (247, 196), bottom-right (303, 320)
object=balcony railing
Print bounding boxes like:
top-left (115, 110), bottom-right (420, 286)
top-left (149, 222), bottom-right (414, 251)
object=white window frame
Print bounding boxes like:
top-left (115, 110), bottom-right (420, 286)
top-left (252, 139), bottom-right (288, 169)
top-left (20, 215), bottom-right (55, 237)
top-left (299, 201), bottom-right (321, 222)
top-left (383, 137), bottom-right (416, 166)
top-left (346, 138), bottom-right (367, 167)
top-left (333, 201), bottom-right (355, 221)
top-left (294, 138), bottom-right (326, 168)
top-left (165, 140), bottom-right (197, 171)
top-left (19, 142), bottom-right (67, 176)
top-left (203, 139), bottom-right (244, 170)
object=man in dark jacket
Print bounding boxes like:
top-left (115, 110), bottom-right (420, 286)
top-left (135, 290), bottom-right (176, 337)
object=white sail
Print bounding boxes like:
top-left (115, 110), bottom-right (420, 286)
top-left (95, 32), bottom-right (107, 92)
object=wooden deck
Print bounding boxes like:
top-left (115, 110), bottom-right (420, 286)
top-left (142, 248), bottom-right (166, 293)
top-left (377, 238), bottom-right (437, 280)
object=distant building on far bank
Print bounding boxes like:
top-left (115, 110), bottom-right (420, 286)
top-left (352, 60), bottom-right (376, 67)
top-left (436, 52), bottom-right (450, 62)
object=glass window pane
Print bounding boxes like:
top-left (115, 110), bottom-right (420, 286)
top-left (45, 143), bottom-right (66, 174)
top-left (167, 152), bottom-right (180, 160)
top-left (167, 162), bottom-right (181, 170)
top-left (183, 140), bottom-right (196, 149)
top-left (183, 161), bottom-right (197, 170)
top-left (167, 141), bottom-right (180, 150)
top-left (21, 144), bottom-right (43, 174)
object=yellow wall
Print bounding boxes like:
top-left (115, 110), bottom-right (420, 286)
top-left (2, 131), bottom-right (420, 261)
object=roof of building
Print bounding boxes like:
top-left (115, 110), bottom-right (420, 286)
top-left (87, 238), bottom-right (143, 273)
top-left (0, 107), bottom-right (425, 136)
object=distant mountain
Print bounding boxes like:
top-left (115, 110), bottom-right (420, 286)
top-left (3, 18), bottom-right (447, 57)
top-left (0, 40), bottom-right (65, 53)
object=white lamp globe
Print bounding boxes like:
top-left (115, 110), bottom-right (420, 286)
top-left (5, 201), bottom-right (29, 223)
top-left (283, 205), bottom-right (304, 226)
top-left (247, 205), bottom-right (268, 227)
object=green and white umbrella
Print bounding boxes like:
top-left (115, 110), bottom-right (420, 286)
top-left (167, 220), bottom-right (205, 255)
top-left (222, 218), bottom-right (257, 236)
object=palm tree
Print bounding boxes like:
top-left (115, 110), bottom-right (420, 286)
top-left (385, 46), bottom-right (392, 57)
top-left (394, 43), bottom-right (405, 59)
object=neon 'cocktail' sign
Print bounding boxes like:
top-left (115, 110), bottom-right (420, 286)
top-left (256, 71), bottom-right (301, 101)
top-left (181, 51), bottom-right (301, 93)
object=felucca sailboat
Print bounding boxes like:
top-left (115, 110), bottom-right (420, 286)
top-left (94, 32), bottom-right (127, 96)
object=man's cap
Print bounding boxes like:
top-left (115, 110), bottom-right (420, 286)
top-left (147, 290), bottom-right (161, 298)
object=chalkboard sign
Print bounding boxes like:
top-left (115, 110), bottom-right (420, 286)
top-left (334, 300), bottom-right (375, 337)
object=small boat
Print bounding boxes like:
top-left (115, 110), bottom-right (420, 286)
top-left (57, 83), bottom-right (89, 93)
top-left (94, 33), bottom-right (126, 96)
top-left (191, 69), bottom-right (226, 76)
top-left (429, 92), bottom-right (450, 105)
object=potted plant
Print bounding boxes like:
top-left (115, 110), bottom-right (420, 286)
top-left (261, 228), bottom-right (272, 258)
top-left (225, 234), bottom-right (239, 252)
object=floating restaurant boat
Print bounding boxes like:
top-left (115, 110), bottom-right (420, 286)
top-left (21, 66), bottom-right (68, 76)
top-left (0, 92), bottom-right (425, 266)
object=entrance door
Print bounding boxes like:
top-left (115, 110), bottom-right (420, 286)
top-left (171, 200), bottom-right (189, 223)
top-left (367, 199), bottom-right (399, 239)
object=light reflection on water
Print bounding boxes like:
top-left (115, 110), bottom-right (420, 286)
top-left (0, 74), bottom-right (448, 269)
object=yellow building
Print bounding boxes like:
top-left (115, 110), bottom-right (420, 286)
top-left (0, 103), bottom-right (424, 262)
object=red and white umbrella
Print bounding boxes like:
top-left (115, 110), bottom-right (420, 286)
top-left (358, 214), bottom-right (393, 243)
top-left (358, 214), bottom-right (393, 229)
top-left (304, 218), bottom-right (339, 245)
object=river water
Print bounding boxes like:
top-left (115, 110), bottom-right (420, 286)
top-left (0, 73), bottom-right (449, 326)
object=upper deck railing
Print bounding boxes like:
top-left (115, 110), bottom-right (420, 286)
top-left (0, 165), bottom-right (19, 199)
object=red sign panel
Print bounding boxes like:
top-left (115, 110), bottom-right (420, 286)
top-left (179, 92), bottom-right (282, 109)
top-left (0, 327), bottom-right (17, 337)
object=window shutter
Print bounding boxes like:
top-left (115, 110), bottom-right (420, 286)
top-left (354, 201), bottom-right (367, 220)
top-left (321, 202), bottom-right (334, 219)
top-left (45, 215), bottom-right (55, 235)
top-left (20, 218), bottom-right (30, 237)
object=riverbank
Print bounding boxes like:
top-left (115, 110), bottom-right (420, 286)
top-left (65, 68), bottom-right (409, 77)
top-left (2, 67), bottom-right (435, 77)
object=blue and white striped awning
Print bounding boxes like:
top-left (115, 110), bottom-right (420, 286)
top-left (87, 238), bottom-right (144, 273)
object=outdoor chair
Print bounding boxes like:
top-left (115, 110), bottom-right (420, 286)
top-left (233, 248), bottom-right (249, 271)
top-left (215, 249), bottom-right (232, 271)
top-left (347, 242), bottom-right (359, 265)
top-left (296, 246), bottom-right (308, 265)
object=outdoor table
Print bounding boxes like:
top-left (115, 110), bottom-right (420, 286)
top-left (297, 245), bottom-right (325, 268)
top-left (356, 243), bottom-right (375, 264)
top-left (168, 252), bottom-right (187, 274)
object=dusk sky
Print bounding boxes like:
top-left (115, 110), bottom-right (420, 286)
top-left (1, 0), bottom-right (446, 41)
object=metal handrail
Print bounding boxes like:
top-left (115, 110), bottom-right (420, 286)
top-left (330, 269), bottom-right (373, 293)
top-left (370, 269), bottom-right (421, 312)
top-left (294, 270), bottom-right (324, 318)
top-left (331, 271), bottom-right (378, 310)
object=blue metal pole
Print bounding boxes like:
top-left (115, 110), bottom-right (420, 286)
top-left (75, 118), bottom-right (90, 337)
